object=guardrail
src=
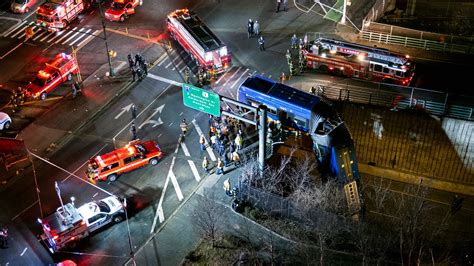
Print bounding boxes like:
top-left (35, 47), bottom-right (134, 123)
top-left (360, 30), bottom-right (474, 54)
top-left (313, 82), bottom-right (473, 121)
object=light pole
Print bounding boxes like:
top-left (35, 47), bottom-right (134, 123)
top-left (97, 2), bottom-right (115, 77)
top-left (123, 198), bottom-right (135, 265)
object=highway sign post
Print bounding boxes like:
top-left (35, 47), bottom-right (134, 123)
top-left (182, 84), bottom-right (220, 117)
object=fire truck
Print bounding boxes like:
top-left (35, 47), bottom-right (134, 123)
top-left (104, 0), bottom-right (143, 22)
top-left (26, 53), bottom-right (79, 101)
top-left (86, 139), bottom-right (162, 182)
top-left (167, 9), bottom-right (231, 79)
top-left (38, 195), bottom-right (125, 254)
top-left (36, 0), bottom-right (91, 31)
top-left (303, 38), bottom-right (415, 86)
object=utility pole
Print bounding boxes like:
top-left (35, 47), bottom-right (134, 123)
top-left (102, 20), bottom-right (115, 77)
top-left (258, 105), bottom-right (267, 174)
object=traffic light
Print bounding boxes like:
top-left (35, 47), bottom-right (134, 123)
top-left (108, 50), bottom-right (117, 58)
top-left (344, 181), bottom-right (361, 215)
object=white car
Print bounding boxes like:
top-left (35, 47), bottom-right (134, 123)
top-left (77, 196), bottom-right (125, 233)
top-left (0, 112), bottom-right (12, 130)
top-left (10, 0), bottom-right (38, 13)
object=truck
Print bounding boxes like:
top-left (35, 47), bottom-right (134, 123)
top-left (167, 9), bottom-right (231, 79)
top-left (86, 139), bottom-right (163, 182)
top-left (104, 0), bottom-right (143, 22)
top-left (26, 53), bottom-right (79, 101)
top-left (36, 0), bottom-right (91, 31)
top-left (38, 196), bottom-right (125, 254)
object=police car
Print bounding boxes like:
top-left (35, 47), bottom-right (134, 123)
top-left (77, 196), bottom-right (125, 233)
top-left (0, 112), bottom-right (12, 131)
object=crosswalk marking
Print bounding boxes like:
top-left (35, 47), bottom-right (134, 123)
top-left (3, 23), bottom-right (98, 47)
top-left (56, 27), bottom-right (77, 44)
top-left (188, 160), bottom-right (201, 182)
top-left (76, 29), bottom-right (99, 48)
top-left (232, 69), bottom-right (253, 89)
top-left (222, 67), bottom-right (242, 87)
top-left (3, 21), bottom-right (28, 37)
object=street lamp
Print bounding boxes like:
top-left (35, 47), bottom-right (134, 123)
top-left (97, 2), bottom-right (115, 77)
top-left (123, 198), bottom-right (135, 265)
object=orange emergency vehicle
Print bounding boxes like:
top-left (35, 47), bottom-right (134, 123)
top-left (86, 139), bottom-right (162, 182)
top-left (26, 53), bottom-right (79, 101)
top-left (104, 0), bottom-right (143, 22)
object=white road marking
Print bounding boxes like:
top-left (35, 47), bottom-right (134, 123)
top-left (76, 30), bottom-right (100, 49)
top-left (215, 68), bottom-right (230, 84)
top-left (68, 28), bottom-right (91, 46)
top-left (179, 112), bottom-right (183, 116)
top-left (222, 66), bottom-right (241, 87)
top-left (46, 30), bottom-right (65, 43)
top-left (180, 142), bottom-right (190, 157)
top-left (11, 200), bottom-right (38, 221)
top-left (153, 52), bottom-right (167, 66)
top-left (157, 56), bottom-right (168, 66)
top-left (20, 248), bottom-right (28, 256)
top-left (3, 20), bottom-right (27, 37)
top-left (165, 52), bottom-right (182, 68)
top-left (54, 27), bottom-right (76, 44)
top-left (157, 205), bottom-right (164, 224)
top-left (62, 28), bottom-right (83, 45)
top-left (0, 42), bottom-right (23, 60)
top-left (188, 160), bottom-right (201, 182)
top-left (114, 103), bottom-right (134, 120)
top-left (169, 169), bottom-right (183, 201)
top-left (231, 69), bottom-right (253, 89)
top-left (192, 119), bottom-right (216, 161)
top-left (32, 31), bottom-right (47, 41)
top-left (12, 22), bottom-right (33, 38)
top-left (92, 192), bottom-right (98, 198)
top-left (168, 122), bottom-right (173, 127)
top-left (174, 143), bottom-right (179, 154)
top-left (147, 73), bottom-right (182, 86)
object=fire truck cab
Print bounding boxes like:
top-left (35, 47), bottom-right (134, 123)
top-left (105, 0), bottom-right (143, 22)
top-left (38, 196), bottom-right (125, 254)
top-left (167, 9), bottom-right (231, 79)
top-left (36, 0), bottom-right (90, 31)
top-left (86, 139), bottom-right (162, 182)
top-left (26, 53), bottom-right (79, 101)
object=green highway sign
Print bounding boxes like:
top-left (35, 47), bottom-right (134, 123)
top-left (182, 84), bottom-right (221, 116)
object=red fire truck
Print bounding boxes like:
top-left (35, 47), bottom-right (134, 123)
top-left (167, 9), bottom-right (231, 79)
top-left (104, 0), bottom-right (143, 22)
top-left (26, 53), bottom-right (79, 100)
top-left (303, 38), bottom-right (415, 86)
top-left (86, 139), bottom-right (162, 182)
top-left (36, 0), bottom-right (91, 31)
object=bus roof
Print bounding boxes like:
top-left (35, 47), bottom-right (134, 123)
top-left (241, 75), bottom-right (320, 110)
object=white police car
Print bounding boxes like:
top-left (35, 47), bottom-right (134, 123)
top-left (0, 112), bottom-right (12, 131)
top-left (76, 196), bottom-right (125, 233)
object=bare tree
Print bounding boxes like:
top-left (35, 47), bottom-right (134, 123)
top-left (193, 193), bottom-right (224, 247)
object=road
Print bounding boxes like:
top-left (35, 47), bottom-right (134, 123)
top-left (0, 0), bottom-right (472, 265)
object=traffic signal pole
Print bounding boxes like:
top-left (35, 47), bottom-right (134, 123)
top-left (102, 20), bottom-right (115, 77)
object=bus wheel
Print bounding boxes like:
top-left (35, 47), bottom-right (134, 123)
top-left (40, 92), bottom-right (47, 101)
top-left (319, 65), bottom-right (329, 73)
top-left (149, 158), bottom-right (159, 166)
top-left (108, 174), bottom-right (117, 182)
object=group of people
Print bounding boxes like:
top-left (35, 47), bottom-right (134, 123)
top-left (128, 53), bottom-right (148, 82)
top-left (184, 67), bottom-right (206, 86)
top-left (275, 0), bottom-right (289, 12)
top-left (9, 86), bottom-right (27, 112)
top-left (247, 19), bottom-right (265, 51)
top-left (0, 226), bottom-right (8, 249)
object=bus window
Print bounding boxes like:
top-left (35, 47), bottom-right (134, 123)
top-left (249, 100), bottom-right (261, 108)
top-left (267, 106), bottom-right (277, 116)
top-left (373, 64), bottom-right (382, 72)
top-left (395, 70), bottom-right (402, 77)
top-left (293, 116), bottom-right (307, 129)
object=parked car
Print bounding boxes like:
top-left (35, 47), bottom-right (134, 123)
top-left (11, 0), bottom-right (38, 13)
top-left (0, 112), bottom-right (12, 130)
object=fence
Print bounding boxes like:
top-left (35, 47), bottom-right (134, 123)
top-left (360, 21), bottom-right (474, 54)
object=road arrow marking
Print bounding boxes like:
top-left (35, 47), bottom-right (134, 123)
top-left (192, 119), bottom-right (216, 161)
top-left (147, 73), bottom-right (182, 87)
top-left (151, 156), bottom-right (174, 232)
top-left (157, 205), bottom-right (164, 224)
top-left (115, 103), bottom-right (134, 119)
top-left (139, 104), bottom-right (165, 129)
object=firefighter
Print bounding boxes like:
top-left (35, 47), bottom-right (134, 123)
top-left (130, 122), bottom-right (137, 140)
top-left (127, 54), bottom-right (135, 70)
top-left (298, 53), bottom-right (305, 74)
top-left (197, 68), bottom-right (204, 86)
top-left (285, 49), bottom-right (291, 65)
top-left (289, 62), bottom-right (296, 76)
top-left (184, 67), bottom-right (191, 84)
top-left (279, 72), bottom-right (286, 84)
top-left (19, 87), bottom-right (27, 104)
top-left (180, 119), bottom-right (189, 136)
top-left (309, 86), bottom-right (316, 95)
top-left (72, 81), bottom-right (82, 98)
top-left (11, 91), bottom-right (18, 112)
top-left (258, 36), bottom-right (265, 51)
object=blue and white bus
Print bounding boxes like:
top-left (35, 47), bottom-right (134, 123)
top-left (238, 75), bottom-right (359, 184)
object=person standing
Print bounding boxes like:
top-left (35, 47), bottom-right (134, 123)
top-left (223, 178), bottom-right (231, 196)
top-left (291, 34), bottom-right (298, 49)
top-left (276, 0), bottom-right (281, 12)
top-left (247, 19), bottom-right (253, 38)
top-left (184, 67), bottom-right (191, 84)
top-left (202, 156), bottom-right (210, 174)
top-left (283, 0), bottom-right (288, 11)
top-left (199, 134), bottom-right (206, 155)
top-left (258, 36), bottom-right (265, 51)
top-left (130, 122), bottom-right (137, 140)
top-left (180, 119), bottom-right (189, 136)
top-left (131, 66), bottom-right (137, 82)
top-left (216, 158), bottom-right (224, 175)
top-left (286, 49), bottom-right (291, 65)
top-left (235, 134), bottom-right (243, 151)
top-left (279, 72), bottom-right (286, 84)
top-left (127, 54), bottom-right (134, 70)
top-left (131, 104), bottom-right (137, 120)
top-left (232, 151), bottom-right (241, 166)
top-left (253, 20), bottom-right (260, 36)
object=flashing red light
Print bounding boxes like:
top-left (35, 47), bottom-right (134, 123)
top-left (38, 70), bottom-right (50, 79)
top-left (70, 236), bottom-right (75, 240)
top-left (81, 221), bottom-right (86, 226)
top-left (53, 235), bottom-right (59, 240)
